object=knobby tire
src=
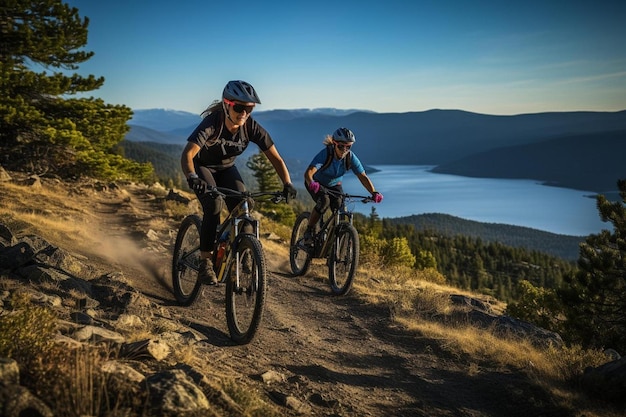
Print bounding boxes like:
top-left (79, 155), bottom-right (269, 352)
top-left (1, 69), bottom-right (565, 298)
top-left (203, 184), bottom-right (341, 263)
top-left (225, 234), bottom-right (267, 344)
top-left (328, 223), bottom-right (359, 296)
top-left (289, 211), bottom-right (312, 276)
top-left (172, 214), bottom-right (203, 306)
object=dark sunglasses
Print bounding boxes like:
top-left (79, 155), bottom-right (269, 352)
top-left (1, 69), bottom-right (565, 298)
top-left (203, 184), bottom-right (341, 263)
top-left (223, 98), bottom-right (254, 114)
top-left (335, 142), bottom-right (352, 151)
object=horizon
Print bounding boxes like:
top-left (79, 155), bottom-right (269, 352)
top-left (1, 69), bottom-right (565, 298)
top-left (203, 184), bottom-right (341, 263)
top-left (64, 0), bottom-right (626, 116)
top-left (131, 107), bottom-right (626, 117)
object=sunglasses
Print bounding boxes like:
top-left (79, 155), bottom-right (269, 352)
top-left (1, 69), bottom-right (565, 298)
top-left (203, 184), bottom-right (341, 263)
top-left (223, 98), bottom-right (254, 114)
top-left (335, 143), bottom-right (352, 151)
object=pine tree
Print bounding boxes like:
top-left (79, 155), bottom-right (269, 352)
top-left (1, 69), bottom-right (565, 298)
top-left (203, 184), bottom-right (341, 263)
top-left (1, 0), bottom-right (153, 181)
top-left (560, 179), bottom-right (626, 351)
top-left (245, 151), bottom-right (295, 224)
top-left (245, 151), bottom-right (282, 192)
top-left (368, 207), bottom-right (383, 237)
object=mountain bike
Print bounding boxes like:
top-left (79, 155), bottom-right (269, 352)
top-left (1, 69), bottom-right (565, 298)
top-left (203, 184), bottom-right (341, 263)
top-left (172, 187), bottom-right (286, 344)
top-left (289, 188), bottom-right (373, 295)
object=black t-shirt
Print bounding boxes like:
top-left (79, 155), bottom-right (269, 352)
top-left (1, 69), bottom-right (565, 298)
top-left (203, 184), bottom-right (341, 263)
top-left (187, 111), bottom-right (275, 169)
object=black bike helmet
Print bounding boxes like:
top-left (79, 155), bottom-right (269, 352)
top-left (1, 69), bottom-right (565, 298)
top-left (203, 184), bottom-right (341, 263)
top-left (332, 127), bottom-right (356, 143)
top-left (222, 80), bottom-right (261, 104)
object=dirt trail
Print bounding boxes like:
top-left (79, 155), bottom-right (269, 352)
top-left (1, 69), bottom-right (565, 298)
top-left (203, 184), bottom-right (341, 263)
top-left (80, 183), bottom-right (573, 417)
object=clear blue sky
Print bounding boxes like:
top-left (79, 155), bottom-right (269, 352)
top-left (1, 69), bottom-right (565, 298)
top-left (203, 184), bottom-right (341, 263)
top-left (65, 0), bottom-right (626, 115)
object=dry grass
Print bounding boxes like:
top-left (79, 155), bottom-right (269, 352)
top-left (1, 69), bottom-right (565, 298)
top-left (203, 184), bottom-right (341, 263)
top-left (0, 292), bottom-right (137, 415)
top-left (221, 378), bottom-right (283, 417)
top-left (162, 199), bottom-right (194, 220)
top-left (1, 181), bottom-right (94, 243)
top-left (0, 179), bottom-right (128, 258)
top-left (350, 261), bottom-right (622, 416)
top-left (0, 285), bottom-right (281, 417)
top-left (258, 213), bottom-right (293, 242)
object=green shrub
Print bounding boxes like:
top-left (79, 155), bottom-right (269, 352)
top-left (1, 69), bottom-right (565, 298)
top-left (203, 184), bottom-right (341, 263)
top-left (0, 291), bottom-right (58, 364)
top-left (361, 233), bottom-right (416, 268)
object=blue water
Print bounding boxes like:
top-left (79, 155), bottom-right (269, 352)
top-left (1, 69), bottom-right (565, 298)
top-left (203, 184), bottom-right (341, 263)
top-left (340, 165), bottom-right (609, 237)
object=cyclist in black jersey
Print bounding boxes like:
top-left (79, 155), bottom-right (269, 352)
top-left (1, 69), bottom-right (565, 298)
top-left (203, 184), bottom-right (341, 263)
top-left (181, 80), bottom-right (297, 285)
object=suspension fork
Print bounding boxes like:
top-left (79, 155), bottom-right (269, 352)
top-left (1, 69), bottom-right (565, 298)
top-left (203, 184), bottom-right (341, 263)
top-left (319, 212), bottom-right (340, 258)
top-left (223, 220), bottom-right (260, 288)
top-left (327, 208), bottom-right (354, 259)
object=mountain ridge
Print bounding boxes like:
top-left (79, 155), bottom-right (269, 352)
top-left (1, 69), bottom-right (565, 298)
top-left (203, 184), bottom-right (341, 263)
top-left (432, 129), bottom-right (626, 195)
top-left (125, 108), bottom-right (626, 194)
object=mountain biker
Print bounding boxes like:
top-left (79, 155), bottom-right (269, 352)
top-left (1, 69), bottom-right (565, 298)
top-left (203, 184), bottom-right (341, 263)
top-left (181, 80), bottom-right (297, 285)
top-left (303, 127), bottom-right (383, 244)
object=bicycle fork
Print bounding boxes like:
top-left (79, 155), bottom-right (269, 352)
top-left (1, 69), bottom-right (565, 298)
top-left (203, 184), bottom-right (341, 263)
top-left (217, 220), bottom-right (260, 292)
top-left (319, 213), bottom-right (339, 258)
top-left (319, 210), bottom-right (352, 260)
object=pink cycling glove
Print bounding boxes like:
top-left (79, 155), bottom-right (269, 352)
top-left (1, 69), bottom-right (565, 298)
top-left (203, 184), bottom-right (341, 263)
top-left (308, 181), bottom-right (320, 194)
top-left (372, 192), bottom-right (383, 203)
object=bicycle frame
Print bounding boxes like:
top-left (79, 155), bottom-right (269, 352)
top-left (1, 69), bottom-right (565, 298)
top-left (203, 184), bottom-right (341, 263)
top-left (214, 198), bottom-right (259, 282)
top-left (317, 206), bottom-right (353, 258)
top-left (312, 186), bottom-right (372, 258)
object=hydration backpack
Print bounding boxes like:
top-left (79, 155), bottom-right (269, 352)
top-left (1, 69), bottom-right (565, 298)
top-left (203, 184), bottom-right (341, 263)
top-left (320, 144), bottom-right (351, 172)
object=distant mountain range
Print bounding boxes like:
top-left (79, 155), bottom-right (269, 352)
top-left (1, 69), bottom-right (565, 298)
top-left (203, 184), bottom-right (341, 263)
top-left (126, 108), bottom-right (626, 195)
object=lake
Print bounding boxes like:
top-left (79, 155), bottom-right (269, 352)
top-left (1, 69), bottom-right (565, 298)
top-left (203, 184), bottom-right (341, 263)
top-left (340, 165), bottom-right (609, 237)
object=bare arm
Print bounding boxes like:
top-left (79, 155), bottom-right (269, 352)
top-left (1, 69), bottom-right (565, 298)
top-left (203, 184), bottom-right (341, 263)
top-left (263, 145), bottom-right (293, 185)
top-left (181, 142), bottom-right (201, 178)
top-left (304, 166), bottom-right (317, 187)
top-left (357, 172), bottom-right (377, 195)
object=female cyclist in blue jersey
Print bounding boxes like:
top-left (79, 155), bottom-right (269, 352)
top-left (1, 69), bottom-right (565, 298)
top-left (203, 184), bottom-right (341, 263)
top-left (303, 127), bottom-right (383, 244)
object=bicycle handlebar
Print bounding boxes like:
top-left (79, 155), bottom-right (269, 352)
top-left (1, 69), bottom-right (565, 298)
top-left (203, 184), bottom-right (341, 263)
top-left (207, 186), bottom-right (287, 203)
top-left (321, 186), bottom-right (374, 203)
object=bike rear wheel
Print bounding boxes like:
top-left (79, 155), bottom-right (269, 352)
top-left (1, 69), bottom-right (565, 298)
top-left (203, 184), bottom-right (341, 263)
top-left (328, 224), bottom-right (359, 296)
top-left (225, 235), bottom-right (267, 344)
top-left (172, 215), bottom-right (203, 306)
top-left (289, 211), bottom-right (312, 276)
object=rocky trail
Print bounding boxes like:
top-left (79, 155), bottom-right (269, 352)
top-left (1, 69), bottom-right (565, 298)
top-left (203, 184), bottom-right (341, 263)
top-left (1, 175), bottom-right (608, 416)
top-left (85, 182), bottom-right (575, 417)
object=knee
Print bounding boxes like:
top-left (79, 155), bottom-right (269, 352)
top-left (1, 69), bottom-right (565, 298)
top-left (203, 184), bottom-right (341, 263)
top-left (315, 196), bottom-right (330, 213)
top-left (199, 194), bottom-right (225, 215)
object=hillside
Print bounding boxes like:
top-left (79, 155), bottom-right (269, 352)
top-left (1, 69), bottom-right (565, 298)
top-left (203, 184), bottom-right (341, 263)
top-left (125, 125), bottom-right (185, 144)
top-left (432, 129), bottom-right (626, 195)
top-left (119, 140), bottom-right (186, 186)
top-left (386, 213), bottom-right (585, 261)
top-left (1, 170), bottom-right (622, 416)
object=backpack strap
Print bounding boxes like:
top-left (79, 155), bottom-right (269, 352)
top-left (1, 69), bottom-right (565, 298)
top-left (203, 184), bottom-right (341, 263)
top-left (239, 117), bottom-right (249, 146)
top-left (319, 144), bottom-right (351, 172)
top-left (320, 144), bottom-right (334, 171)
top-left (196, 112), bottom-right (224, 149)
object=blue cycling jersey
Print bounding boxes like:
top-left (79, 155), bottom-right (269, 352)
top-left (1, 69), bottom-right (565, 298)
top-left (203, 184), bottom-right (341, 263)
top-left (309, 148), bottom-right (365, 187)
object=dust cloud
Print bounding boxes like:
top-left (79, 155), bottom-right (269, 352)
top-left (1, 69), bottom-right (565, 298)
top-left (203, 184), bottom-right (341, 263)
top-left (85, 228), bottom-right (173, 295)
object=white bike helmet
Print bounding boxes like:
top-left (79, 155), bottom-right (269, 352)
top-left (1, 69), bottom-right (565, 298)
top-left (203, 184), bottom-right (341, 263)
top-left (332, 127), bottom-right (356, 143)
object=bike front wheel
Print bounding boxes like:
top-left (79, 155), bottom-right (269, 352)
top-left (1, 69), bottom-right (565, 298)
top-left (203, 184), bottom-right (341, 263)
top-left (289, 211), bottom-right (312, 276)
top-left (172, 215), bottom-right (203, 306)
top-left (328, 224), bottom-right (359, 296)
top-left (225, 235), bottom-right (267, 344)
